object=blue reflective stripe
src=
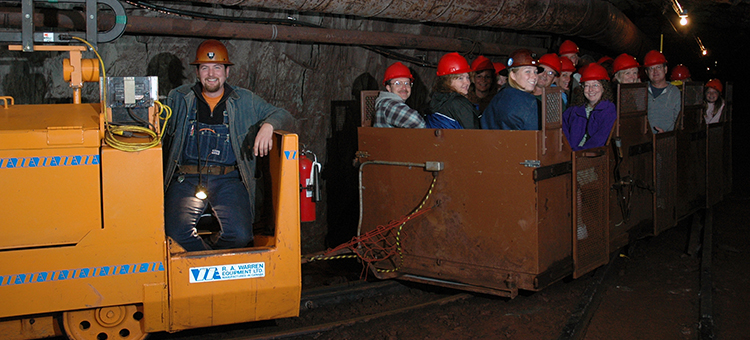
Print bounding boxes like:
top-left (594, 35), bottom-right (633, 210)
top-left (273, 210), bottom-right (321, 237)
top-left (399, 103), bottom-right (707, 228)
top-left (0, 154), bottom-right (99, 170)
top-left (0, 262), bottom-right (165, 287)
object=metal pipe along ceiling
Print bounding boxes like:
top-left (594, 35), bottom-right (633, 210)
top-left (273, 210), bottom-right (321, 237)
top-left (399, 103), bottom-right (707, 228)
top-left (177, 0), bottom-right (652, 55)
top-left (0, 9), bottom-right (546, 57)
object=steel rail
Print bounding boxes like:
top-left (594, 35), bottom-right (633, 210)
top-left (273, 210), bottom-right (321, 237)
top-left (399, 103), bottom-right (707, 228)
top-left (242, 293), bottom-right (472, 340)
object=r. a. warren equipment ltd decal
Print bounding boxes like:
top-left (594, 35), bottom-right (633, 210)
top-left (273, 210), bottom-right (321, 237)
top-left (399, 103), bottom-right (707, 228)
top-left (189, 262), bottom-right (265, 283)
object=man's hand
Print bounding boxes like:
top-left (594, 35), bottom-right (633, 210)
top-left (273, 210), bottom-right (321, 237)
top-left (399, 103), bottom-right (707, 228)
top-left (653, 126), bottom-right (664, 134)
top-left (253, 123), bottom-right (274, 157)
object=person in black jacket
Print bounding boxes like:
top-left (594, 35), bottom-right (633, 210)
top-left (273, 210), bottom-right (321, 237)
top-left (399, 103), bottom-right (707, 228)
top-left (427, 52), bottom-right (480, 129)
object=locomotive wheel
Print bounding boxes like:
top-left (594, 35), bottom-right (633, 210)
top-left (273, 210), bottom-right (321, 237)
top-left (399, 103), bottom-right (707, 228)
top-left (63, 304), bottom-right (147, 340)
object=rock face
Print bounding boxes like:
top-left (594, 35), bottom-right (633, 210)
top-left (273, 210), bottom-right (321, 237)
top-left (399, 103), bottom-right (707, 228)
top-left (0, 8), bottom-right (544, 253)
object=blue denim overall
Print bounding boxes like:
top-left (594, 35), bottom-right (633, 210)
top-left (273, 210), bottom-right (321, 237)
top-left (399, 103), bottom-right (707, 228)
top-left (164, 112), bottom-right (253, 251)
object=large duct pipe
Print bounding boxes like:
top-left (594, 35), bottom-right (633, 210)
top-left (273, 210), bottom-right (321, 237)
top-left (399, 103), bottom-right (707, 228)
top-left (175, 0), bottom-right (653, 56)
top-left (0, 8), bottom-right (546, 56)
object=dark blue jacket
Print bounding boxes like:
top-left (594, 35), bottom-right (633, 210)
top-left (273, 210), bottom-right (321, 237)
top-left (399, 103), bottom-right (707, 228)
top-left (481, 86), bottom-right (539, 130)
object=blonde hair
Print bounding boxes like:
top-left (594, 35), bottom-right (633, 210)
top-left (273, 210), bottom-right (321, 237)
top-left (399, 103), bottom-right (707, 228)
top-left (507, 67), bottom-right (530, 92)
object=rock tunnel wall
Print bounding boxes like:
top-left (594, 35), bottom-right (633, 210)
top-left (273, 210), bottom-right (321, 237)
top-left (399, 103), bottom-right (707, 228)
top-left (0, 8), bottom-right (548, 253)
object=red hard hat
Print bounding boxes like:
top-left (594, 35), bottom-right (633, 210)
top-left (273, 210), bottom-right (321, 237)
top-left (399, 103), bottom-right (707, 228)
top-left (437, 52), bottom-right (471, 76)
top-left (493, 62), bottom-right (506, 74)
top-left (506, 49), bottom-right (539, 69)
top-left (670, 64), bottom-right (691, 81)
top-left (191, 39), bottom-right (234, 65)
top-left (383, 62), bottom-right (413, 85)
top-left (597, 56), bottom-right (614, 65)
top-left (538, 53), bottom-right (561, 74)
top-left (613, 53), bottom-right (639, 73)
top-left (560, 57), bottom-right (576, 73)
top-left (559, 40), bottom-right (579, 55)
top-left (471, 55), bottom-right (494, 72)
top-left (705, 79), bottom-right (723, 93)
top-left (580, 63), bottom-right (610, 82)
top-left (643, 50), bottom-right (667, 68)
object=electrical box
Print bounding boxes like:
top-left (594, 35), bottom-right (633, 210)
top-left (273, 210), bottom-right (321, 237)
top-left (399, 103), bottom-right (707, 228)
top-left (104, 76), bottom-right (158, 128)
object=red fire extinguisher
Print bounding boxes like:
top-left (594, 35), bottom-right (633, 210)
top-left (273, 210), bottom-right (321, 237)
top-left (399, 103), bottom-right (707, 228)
top-left (299, 151), bottom-right (321, 222)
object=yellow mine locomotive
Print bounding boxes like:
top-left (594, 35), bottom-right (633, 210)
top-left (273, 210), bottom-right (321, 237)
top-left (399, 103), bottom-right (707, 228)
top-left (0, 42), bottom-right (302, 340)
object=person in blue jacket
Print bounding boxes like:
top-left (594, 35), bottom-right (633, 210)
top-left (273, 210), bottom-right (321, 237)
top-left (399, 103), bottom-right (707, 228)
top-left (481, 49), bottom-right (542, 130)
top-left (562, 63), bottom-right (616, 151)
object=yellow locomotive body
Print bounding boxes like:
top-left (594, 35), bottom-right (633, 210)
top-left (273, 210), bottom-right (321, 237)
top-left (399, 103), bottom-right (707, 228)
top-left (0, 100), bottom-right (302, 339)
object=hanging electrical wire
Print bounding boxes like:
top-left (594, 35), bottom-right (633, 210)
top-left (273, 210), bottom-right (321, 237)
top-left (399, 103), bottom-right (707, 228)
top-left (125, 1), bottom-right (322, 27)
top-left (125, 1), bottom-right (446, 69)
top-left (71, 36), bottom-right (172, 152)
top-left (363, 46), bottom-right (438, 69)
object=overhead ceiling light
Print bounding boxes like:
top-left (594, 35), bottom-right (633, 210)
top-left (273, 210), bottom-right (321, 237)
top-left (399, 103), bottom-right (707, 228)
top-left (672, 0), bottom-right (688, 25)
top-left (695, 36), bottom-right (707, 56)
top-left (679, 15), bottom-right (688, 26)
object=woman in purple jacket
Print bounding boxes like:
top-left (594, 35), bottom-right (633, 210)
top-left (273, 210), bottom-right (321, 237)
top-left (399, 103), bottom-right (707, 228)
top-left (562, 63), bottom-right (617, 151)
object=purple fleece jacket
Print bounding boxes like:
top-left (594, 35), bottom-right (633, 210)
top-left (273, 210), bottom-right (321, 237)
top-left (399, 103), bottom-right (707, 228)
top-left (562, 100), bottom-right (617, 151)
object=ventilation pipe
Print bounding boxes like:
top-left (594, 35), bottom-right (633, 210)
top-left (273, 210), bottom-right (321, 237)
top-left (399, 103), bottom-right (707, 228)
top-left (0, 8), bottom-right (546, 56)
top-left (178, 0), bottom-right (652, 56)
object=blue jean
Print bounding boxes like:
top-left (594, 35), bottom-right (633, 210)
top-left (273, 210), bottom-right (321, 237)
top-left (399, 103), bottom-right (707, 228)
top-left (164, 171), bottom-right (253, 251)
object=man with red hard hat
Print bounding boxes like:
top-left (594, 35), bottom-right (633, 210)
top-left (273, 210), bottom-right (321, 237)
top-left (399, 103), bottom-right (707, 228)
top-left (374, 62), bottom-right (425, 128)
top-left (556, 57), bottom-right (576, 107)
top-left (643, 50), bottom-right (681, 133)
top-left (163, 39), bottom-right (294, 251)
top-left (559, 40), bottom-right (580, 67)
top-left (534, 53), bottom-right (561, 101)
top-left (559, 40), bottom-right (582, 94)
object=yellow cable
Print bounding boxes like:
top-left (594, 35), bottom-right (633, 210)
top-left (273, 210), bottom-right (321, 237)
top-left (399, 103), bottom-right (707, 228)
top-left (375, 175), bottom-right (437, 273)
top-left (104, 101), bottom-right (172, 152)
top-left (70, 37), bottom-right (173, 151)
top-left (70, 36), bottom-right (106, 105)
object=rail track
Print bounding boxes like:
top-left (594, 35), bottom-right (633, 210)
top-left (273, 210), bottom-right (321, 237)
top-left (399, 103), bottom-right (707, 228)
top-left (145, 279), bottom-right (470, 340)
top-left (143, 210), bottom-right (714, 340)
top-left (558, 208), bottom-right (714, 340)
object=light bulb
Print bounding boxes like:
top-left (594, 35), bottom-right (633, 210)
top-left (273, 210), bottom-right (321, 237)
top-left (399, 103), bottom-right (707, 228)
top-left (680, 16), bottom-right (688, 26)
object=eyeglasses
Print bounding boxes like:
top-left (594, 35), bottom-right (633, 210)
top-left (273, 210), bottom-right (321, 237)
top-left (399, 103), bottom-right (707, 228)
top-left (538, 70), bottom-right (556, 76)
top-left (390, 80), bottom-right (412, 87)
top-left (647, 65), bottom-right (664, 72)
